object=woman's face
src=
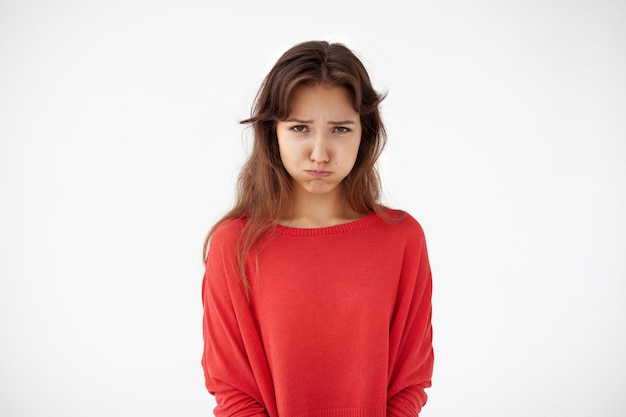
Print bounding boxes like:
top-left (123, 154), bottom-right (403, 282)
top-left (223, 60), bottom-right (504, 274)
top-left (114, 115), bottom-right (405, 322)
top-left (276, 84), bottom-right (362, 199)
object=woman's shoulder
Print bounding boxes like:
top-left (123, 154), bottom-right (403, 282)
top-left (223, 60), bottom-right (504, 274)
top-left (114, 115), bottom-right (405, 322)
top-left (378, 208), bottom-right (428, 246)
top-left (383, 208), bottom-right (425, 231)
top-left (208, 216), bottom-right (247, 249)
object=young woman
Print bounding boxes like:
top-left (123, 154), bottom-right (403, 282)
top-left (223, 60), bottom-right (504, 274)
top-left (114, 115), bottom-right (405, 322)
top-left (202, 40), bottom-right (433, 417)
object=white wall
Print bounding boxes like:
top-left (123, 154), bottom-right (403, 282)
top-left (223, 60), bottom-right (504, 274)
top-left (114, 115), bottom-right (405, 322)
top-left (1, 1), bottom-right (624, 416)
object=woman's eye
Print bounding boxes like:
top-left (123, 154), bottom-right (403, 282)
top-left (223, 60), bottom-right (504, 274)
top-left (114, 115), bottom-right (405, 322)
top-left (333, 126), bottom-right (351, 134)
top-left (291, 125), bottom-right (308, 133)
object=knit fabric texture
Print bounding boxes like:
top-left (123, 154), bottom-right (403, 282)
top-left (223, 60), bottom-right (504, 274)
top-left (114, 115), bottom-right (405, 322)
top-left (202, 210), bottom-right (433, 417)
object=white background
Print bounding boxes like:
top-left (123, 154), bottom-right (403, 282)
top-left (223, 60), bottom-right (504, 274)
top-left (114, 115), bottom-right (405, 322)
top-left (1, 1), bottom-right (625, 416)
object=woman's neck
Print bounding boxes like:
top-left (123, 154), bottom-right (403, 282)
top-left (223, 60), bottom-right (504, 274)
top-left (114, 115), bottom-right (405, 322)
top-left (279, 187), bottom-right (363, 228)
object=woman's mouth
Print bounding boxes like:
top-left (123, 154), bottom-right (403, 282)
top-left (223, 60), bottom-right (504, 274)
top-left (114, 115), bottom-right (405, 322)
top-left (306, 170), bottom-right (332, 178)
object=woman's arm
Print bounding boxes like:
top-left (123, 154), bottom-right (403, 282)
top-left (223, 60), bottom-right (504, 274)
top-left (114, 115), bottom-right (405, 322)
top-left (202, 225), bottom-right (273, 417)
top-left (387, 226), bottom-right (434, 417)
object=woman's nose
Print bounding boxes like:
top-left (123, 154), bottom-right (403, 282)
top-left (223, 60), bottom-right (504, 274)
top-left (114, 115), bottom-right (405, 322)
top-left (310, 135), bottom-right (330, 163)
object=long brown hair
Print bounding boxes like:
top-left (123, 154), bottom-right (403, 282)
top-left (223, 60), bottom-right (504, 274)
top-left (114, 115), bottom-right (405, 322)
top-left (203, 40), bottom-right (389, 298)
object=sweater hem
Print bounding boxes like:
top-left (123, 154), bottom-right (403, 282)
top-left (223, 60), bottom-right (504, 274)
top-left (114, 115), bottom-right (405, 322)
top-left (289, 406), bottom-right (385, 417)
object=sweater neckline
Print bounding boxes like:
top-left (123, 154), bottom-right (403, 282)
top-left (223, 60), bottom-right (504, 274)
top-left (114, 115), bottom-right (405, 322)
top-left (274, 212), bottom-right (382, 237)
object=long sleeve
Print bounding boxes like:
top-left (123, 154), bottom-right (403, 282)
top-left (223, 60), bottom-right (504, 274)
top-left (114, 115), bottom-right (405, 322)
top-left (202, 221), bottom-right (277, 417)
top-left (386, 223), bottom-right (434, 417)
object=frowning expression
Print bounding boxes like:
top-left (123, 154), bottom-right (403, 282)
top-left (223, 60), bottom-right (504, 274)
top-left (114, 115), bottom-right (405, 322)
top-left (276, 84), bottom-right (362, 198)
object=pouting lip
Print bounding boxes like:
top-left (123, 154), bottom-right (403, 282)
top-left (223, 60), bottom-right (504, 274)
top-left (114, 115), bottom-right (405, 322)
top-left (305, 170), bottom-right (332, 177)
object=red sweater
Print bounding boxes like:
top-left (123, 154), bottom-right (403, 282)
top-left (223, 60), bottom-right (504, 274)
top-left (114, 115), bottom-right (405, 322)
top-left (202, 211), bottom-right (433, 417)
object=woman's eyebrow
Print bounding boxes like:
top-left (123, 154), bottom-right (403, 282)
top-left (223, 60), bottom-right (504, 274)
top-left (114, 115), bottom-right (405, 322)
top-left (328, 120), bottom-right (356, 125)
